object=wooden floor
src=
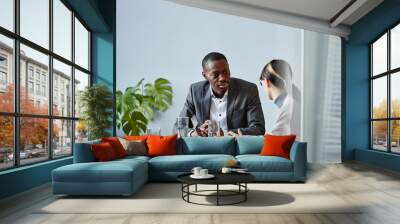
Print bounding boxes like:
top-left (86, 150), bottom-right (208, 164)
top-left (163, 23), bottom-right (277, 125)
top-left (1, 162), bottom-right (400, 224)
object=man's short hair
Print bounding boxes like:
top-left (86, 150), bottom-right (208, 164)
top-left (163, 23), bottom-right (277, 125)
top-left (202, 52), bottom-right (227, 69)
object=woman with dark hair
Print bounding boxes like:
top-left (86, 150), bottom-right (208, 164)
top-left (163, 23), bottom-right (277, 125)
top-left (227, 59), bottom-right (294, 136)
top-left (259, 59), bottom-right (294, 135)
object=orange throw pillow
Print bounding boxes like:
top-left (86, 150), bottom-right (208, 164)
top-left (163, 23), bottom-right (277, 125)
top-left (260, 134), bottom-right (296, 159)
top-left (101, 137), bottom-right (127, 158)
top-left (124, 135), bottom-right (148, 141)
top-left (146, 135), bottom-right (177, 157)
top-left (91, 142), bottom-right (117, 162)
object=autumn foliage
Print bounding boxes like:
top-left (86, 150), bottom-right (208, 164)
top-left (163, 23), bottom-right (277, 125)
top-left (372, 99), bottom-right (400, 142)
top-left (0, 84), bottom-right (59, 150)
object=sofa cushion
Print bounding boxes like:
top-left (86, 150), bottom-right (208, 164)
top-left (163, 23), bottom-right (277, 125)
top-left (101, 137), bottom-right (127, 158)
top-left (260, 134), bottom-right (296, 159)
top-left (236, 136), bottom-right (264, 155)
top-left (118, 138), bottom-right (147, 156)
top-left (124, 135), bottom-right (149, 141)
top-left (147, 135), bottom-right (178, 157)
top-left (53, 158), bottom-right (147, 183)
top-left (91, 142), bottom-right (118, 161)
top-left (149, 154), bottom-right (235, 172)
top-left (114, 155), bottom-right (150, 164)
top-left (73, 139), bottom-right (100, 163)
top-left (178, 137), bottom-right (235, 155)
top-left (236, 155), bottom-right (293, 172)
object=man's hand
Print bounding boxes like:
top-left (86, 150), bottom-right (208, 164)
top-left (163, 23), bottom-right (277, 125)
top-left (190, 121), bottom-right (209, 137)
top-left (227, 129), bottom-right (243, 137)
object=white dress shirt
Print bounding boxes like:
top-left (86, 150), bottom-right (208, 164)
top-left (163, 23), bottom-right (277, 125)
top-left (209, 87), bottom-right (228, 131)
top-left (270, 92), bottom-right (293, 135)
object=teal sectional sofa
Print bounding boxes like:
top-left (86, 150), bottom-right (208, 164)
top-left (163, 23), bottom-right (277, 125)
top-left (52, 136), bottom-right (307, 196)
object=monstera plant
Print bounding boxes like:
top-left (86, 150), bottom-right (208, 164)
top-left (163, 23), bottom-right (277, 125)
top-left (116, 78), bottom-right (173, 135)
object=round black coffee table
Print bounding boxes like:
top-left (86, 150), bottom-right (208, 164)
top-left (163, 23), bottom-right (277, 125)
top-left (177, 173), bottom-right (255, 206)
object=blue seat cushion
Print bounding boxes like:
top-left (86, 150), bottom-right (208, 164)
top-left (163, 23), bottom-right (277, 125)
top-left (116, 155), bottom-right (150, 163)
top-left (149, 154), bottom-right (235, 172)
top-left (178, 137), bottom-right (235, 155)
top-left (53, 158), bottom-right (147, 183)
top-left (236, 155), bottom-right (293, 172)
top-left (236, 136), bottom-right (264, 155)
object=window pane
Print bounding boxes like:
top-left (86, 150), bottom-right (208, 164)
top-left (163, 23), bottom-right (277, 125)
top-left (372, 77), bottom-right (387, 119)
top-left (372, 121), bottom-right (388, 151)
top-left (75, 17), bottom-right (89, 70)
top-left (372, 33), bottom-right (387, 76)
top-left (75, 120), bottom-right (88, 143)
top-left (0, 34), bottom-right (14, 112)
top-left (53, 59), bottom-right (72, 117)
top-left (391, 120), bottom-right (400, 153)
top-left (74, 69), bottom-right (89, 118)
top-left (392, 72), bottom-right (400, 118)
top-left (53, 0), bottom-right (72, 60)
top-left (0, 0), bottom-right (13, 31)
top-left (0, 116), bottom-right (13, 170)
top-left (392, 24), bottom-right (400, 70)
top-left (20, 44), bottom-right (49, 115)
top-left (53, 119), bottom-right (72, 158)
top-left (20, 117), bottom-right (49, 165)
top-left (20, 0), bottom-right (49, 49)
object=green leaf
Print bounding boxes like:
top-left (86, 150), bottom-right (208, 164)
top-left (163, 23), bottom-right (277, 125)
top-left (116, 77), bottom-right (173, 135)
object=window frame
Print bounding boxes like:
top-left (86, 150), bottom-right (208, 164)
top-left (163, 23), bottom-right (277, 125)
top-left (370, 21), bottom-right (400, 154)
top-left (0, 0), bottom-right (92, 171)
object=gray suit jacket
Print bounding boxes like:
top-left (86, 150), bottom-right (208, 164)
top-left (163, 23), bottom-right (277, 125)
top-left (179, 78), bottom-right (265, 135)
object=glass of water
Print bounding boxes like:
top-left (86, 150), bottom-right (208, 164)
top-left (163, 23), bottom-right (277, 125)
top-left (176, 117), bottom-right (189, 137)
top-left (146, 127), bottom-right (161, 135)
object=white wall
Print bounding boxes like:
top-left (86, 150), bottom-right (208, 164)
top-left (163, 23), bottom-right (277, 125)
top-left (117, 0), bottom-right (302, 135)
top-left (116, 0), bottom-right (342, 163)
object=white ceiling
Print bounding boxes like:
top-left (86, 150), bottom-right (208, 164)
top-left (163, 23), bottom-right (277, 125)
top-left (227, 0), bottom-right (353, 24)
top-left (166, 0), bottom-right (384, 37)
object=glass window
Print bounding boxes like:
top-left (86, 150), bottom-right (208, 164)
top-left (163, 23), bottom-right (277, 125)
top-left (372, 33), bottom-right (387, 76)
top-left (371, 25), bottom-right (400, 154)
top-left (28, 67), bottom-right (34, 79)
top-left (53, 119), bottom-right (72, 157)
top-left (36, 83), bottom-right (40, 95)
top-left (20, 0), bottom-right (49, 49)
top-left (74, 18), bottom-right (89, 70)
top-left (391, 24), bottom-right (400, 70)
top-left (372, 121), bottom-right (388, 151)
top-left (372, 77), bottom-right (387, 119)
top-left (53, 0), bottom-right (72, 60)
top-left (0, 35), bottom-right (13, 113)
top-left (75, 120), bottom-right (88, 143)
top-left (35, 70), bottom-right (40, 80)
top-left (74, 69), bottom-right (89, 118)
top-left (392, 120), bottom-right (400, 153)
top-left (0, 71), bottom-right (7, 83)
top-left (0, 0), bottom-right (92, 170)
top-left (0, 0), bottom-right (14, 31)
top-left (0, 55), bottom-right (7, 67)
top-left (392, 72), bottom-right (400, 118)
top-left (20, 44), bottom-right (49, 115)
top-left (41, 85), bottom-right (46, 96)
top-left (0, 116), bottom-right (14, 169)
top-left (28, 81), bottom-right (34, 93)
top-left (53, 59), bottom-right (72, 117)
top-left (19, 117), bottom-right (49, 165)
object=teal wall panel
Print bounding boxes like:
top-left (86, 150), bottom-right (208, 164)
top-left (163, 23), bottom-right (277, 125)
top-left (344, 0), bottom-right (400, 171)
top-left (0, 158), bottom-right (72, 199)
